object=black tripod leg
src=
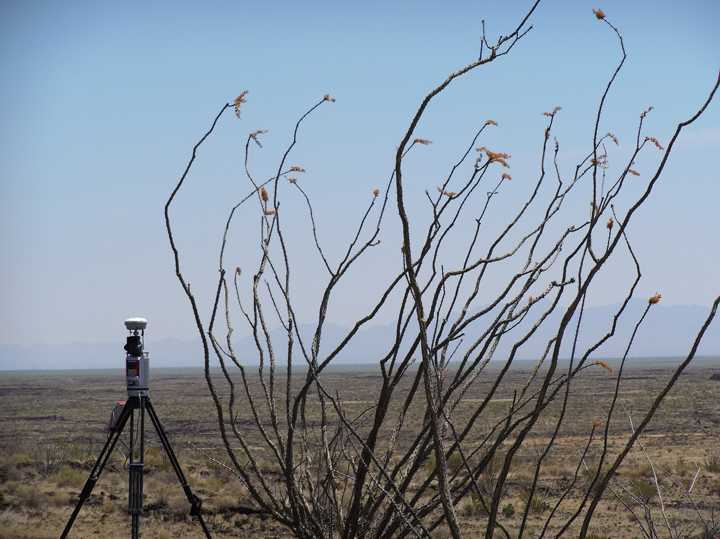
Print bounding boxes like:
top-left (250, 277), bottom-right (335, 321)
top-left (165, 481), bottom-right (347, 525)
top-left (145, 399), bottom-right (212, 539)
top-left (61, 400), bottom-right (134, 539)
top-left (129, 398), bottom-right (144, 539)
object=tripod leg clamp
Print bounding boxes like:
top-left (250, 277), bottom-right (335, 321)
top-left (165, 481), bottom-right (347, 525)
top-left (185, 489), bottom-right (203, 516)
top-left (79, 477), bottom-right (98, 501)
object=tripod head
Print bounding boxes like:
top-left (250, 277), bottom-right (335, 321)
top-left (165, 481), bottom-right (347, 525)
top-left (124, 317), bottom-right (149, 396)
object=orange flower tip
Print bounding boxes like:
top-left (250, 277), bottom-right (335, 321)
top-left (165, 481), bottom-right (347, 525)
top-left (437, 186), bottom-right (457, 198)
top-left (502, 173), bottom-right (512, 181)
top-left (323, 94), bottom-right (336, 103)
top-left (413, 138), bottom-right (432, 145)
top-left (645, 136), bottom-right (664, 150)
top-left (233, 90), bottom-right (249, 118)
top-left (606, 218), bottom-right (614, 230)
top-left (372, 188), bottom-right (380, 198)
top-left (593, 8), bottom-right (606, 20)
top-left (648, 292), bottom-right (662, 305)
top-left (484, 119), bottom-right (498, 127)
top-left (593, 360), bottom-right (613, 374)
top-left (289, 165), bottom-right (306, 173)
top-left (477, 147), bottom-right (511, 167)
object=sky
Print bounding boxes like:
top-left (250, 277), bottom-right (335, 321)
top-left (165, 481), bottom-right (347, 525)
top-left (0, 0), bottom-right (718, 348)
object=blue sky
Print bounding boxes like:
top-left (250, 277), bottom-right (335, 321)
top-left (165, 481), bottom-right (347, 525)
top-left (1, 0), bottom-right (718, 346)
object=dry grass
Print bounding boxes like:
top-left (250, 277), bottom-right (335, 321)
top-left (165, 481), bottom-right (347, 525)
top-left (0, 360), bottom-right (718, 537)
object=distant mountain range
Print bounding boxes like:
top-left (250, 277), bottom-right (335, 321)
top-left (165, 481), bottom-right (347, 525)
top-left (1, 300), bottom-right (718, 370)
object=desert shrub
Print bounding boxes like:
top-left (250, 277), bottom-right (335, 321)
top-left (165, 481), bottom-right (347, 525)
top-left (212, 493), bottom-right (242, 513)
top-left (6, 451), bottom-right (34, 467)
top-left (101, 495), bottom-right (115, 514)
top-left (2, 481), bottom-right (20, 497)
top-left (459, 493), bottom-right (489, 518)
top-left (705, 453), bottom-right (720, 474)
top-left (501, 502), bottom-right (515, 518)
top-left (200, 473), bottom-right (226, 493)
top-left (424, 452), bottom-right (437, 475)
top-left (629, 478), bottom-right (656, 505)
top-left (31, 442), bottom-right (67, 476)
top-left (0, 463), bottom-right (23, 483)
top-left (47, 490), bottom-right (73, 507)
top-left (144, 446), bottom-right (172, 472)
top-left (447, 452), bottom-right (464, 474)
top-left (520, 488), bottom-right (551, 515)
top-left (674, 457), bottom-right (694, 478)
top-left (162, 3), bottom-right (720, 536)
top-left (623, 461), bottom-right (652, 480)
top-left (13, 484), bottom-right (45, 510)
top-left (708, 477), bottom-right (720, 497)
top-left (51, 465), bottom-right (86, 488)
top-left (475, 452), bottom-right (503, 497)
top-left (699, 522), bottom-right (720, 539)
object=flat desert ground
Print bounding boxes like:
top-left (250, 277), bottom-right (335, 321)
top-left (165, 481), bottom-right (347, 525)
top-left (1, 358), bottom-right (718, 538)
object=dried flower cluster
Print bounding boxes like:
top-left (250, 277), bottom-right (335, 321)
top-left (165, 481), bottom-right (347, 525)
top-left (372, 188), bottom-right (381, 198)
top-left (593, 360), bottom-right (613, 374)
top-left (645, 136), bottom-right (664, 150)
top-left (289, 165), bottom-right (306, 173)
top-left (591, 154), bottom-right (608, 169)
top-left (323, 94), bottom-right (336, 103)
top-left (649, 292), bottom-right (662, 305)
top-left (436, 186), bottom-right (458, 199)
top-left (233, 91), bottom-right (249, 119)
top-left (259, 186), bottom-right (269, 202)
top-left (502, 173), bottom-right (512, 181)
top-left (593, 8), bottom-right (606, 20)
top-left (477, 146), bottom-right (511, 168)
top-left (628, 169), bottom-right (640, 176)
top-left (288, 177), bottom-right (297, 184)
top-left (413, 138), bottom-right (432, 145)
top-left (606, 218), bottom-right (614, 230)
top-left (607, 132), bottom-right (620, 146)
top-left (249, 129), bottom-right (268, 147)
top-left (640, 105), bottom-right (654, 120)
top-left (543, 106), bottom-right (562, 118)
top-left (484, 119), bottom-right (498, 126)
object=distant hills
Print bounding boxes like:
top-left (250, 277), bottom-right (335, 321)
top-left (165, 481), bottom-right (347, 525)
top-left (1, 300), bottom-right (718, 371)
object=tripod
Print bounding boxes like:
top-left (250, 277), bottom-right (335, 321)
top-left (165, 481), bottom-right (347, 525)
top-left (61, 395), bottom-right (212, 538)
